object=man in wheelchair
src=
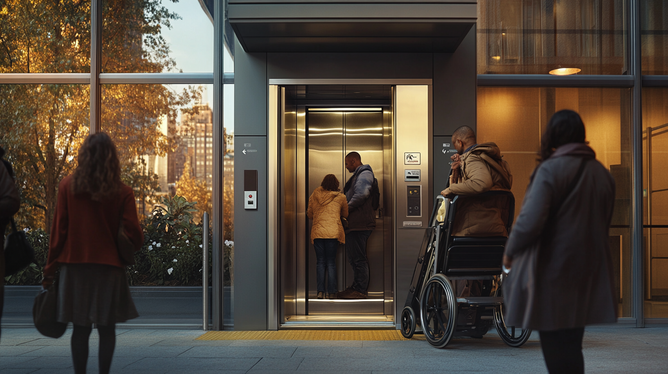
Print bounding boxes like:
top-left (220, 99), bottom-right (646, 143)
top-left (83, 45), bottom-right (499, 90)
top-left (440, 126), bottom-right (513, 298)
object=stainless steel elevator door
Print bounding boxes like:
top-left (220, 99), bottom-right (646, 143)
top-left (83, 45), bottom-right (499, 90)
top-left (307, 110), bottom-right (385, 315)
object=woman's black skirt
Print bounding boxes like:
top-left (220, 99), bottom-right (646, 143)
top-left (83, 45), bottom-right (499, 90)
top-left (57, 263), bottom-right (138, 326)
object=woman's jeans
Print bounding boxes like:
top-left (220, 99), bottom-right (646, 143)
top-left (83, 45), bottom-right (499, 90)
top-left (314, 239), bottom-right (338, 294)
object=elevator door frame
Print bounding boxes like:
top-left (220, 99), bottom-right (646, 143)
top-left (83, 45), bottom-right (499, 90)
top-left (268, 79), bottom-right (433, 330)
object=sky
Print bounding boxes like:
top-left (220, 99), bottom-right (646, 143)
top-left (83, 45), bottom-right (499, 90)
top-left (158, 0), bottom-right (235, 132)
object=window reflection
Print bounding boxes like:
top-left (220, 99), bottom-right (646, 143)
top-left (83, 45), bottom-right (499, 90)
top-left (642, 88), bottom-right (668, 318)
top-left (478, 87), bottom-right (633, 317)
top-left (0, 84), bottom-right (89, 230)
top-left (102, 0), bottom-right (213, 73)
top-left (478, 0), bottom-right (626, 75)
top-left (641, 0), bottom-right (668, 75)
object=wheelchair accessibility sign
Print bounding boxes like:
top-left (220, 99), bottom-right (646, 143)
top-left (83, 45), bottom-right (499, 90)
top-left (404, 152), bottom-right (421, 165)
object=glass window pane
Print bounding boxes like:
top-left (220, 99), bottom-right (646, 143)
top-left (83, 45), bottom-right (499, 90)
top-left (478, 87), bottom-right (633, 317)
top-left (0, 2), bottom-right (90, 73)
top-left (641, 0), bottom-right (668, 75)
top-left (102, 84), bottom-right (213, 295)
top-left (102, 0), bottom-right (213, 73)
top-left (642, 88), bottom-right (668, 318)
top-left (0, 84), bottom-right (88, 287)
top-left (478, 0), bottom-right (626, 75)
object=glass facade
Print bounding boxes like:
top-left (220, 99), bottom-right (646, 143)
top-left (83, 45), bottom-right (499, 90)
top-left (478, 87), bottom-right (634, 317)
top-left (478, 0), bottom-right (626, 75)
top-left (0, 1), bottom-right (91, 73)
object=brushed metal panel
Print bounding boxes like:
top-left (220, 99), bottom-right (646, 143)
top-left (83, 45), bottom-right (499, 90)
top-left (383, 95), bottom-right (395, 316)
top-left (394, 85), bottom-right (431, 325)
top-left (296, 106), bottom-right (307, 315)
top-left (280, 86), bottom-right (298, 321)
top-left (344, 111), bottom-right (385, 302)
top-left (307, 111), bottom-right (344, 298)
top-left (269, 86), bottom-right (279, 330)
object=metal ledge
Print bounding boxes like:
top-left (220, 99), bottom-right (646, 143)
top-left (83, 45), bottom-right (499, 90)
top-left (477, 74), bottom-right (634, 88)
top-left (642, 75), bottom-right (668, 87)
top-left (0, 73), bottom-right (89, 84)
top-left (0, 73), bottom-right (234, 85)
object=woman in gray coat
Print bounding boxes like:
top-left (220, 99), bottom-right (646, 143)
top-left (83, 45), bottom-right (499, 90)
top-left (502, 110), bottom-right (617, 374)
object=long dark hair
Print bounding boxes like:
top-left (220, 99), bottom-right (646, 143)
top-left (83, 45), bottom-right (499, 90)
top-left (540, 109), bottom-right (586, 161)
top-left (71, 132), bottom-right (122, 200)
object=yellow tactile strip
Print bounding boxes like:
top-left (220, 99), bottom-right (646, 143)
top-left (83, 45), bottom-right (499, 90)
top-left (197, 330), bottom-right (405, 341)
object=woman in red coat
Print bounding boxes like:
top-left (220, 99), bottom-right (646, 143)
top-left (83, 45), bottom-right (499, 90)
top-left (43, 132), bottom-right (144, 374)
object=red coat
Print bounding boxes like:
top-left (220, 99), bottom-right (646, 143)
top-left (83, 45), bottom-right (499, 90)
top-left (45, 175), bottom-right (144, 277)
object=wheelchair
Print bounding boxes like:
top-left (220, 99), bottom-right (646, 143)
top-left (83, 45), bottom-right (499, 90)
top-left (400, 191), bottom-right (531, 349)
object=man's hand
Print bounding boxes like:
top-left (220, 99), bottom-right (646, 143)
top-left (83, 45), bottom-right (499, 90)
top-left (450, 153), bottom-right (461, 169)
top-left (502, 255), bottom-right (513, 270)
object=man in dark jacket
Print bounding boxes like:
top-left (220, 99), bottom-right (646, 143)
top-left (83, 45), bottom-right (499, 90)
top-left (0, 146), bottom-right (21, 341)
top-left (338, 152), bottom-right (375, 299)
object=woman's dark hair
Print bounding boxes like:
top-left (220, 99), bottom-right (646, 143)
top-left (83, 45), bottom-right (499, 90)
top-left (71, 132), bottom-right (122, 200)
top-left (540, 109), bottom-right (586, 161)
top-left (321, 174), bottom-right (340, 191)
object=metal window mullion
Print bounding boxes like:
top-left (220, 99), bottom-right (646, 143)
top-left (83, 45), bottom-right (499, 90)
top-left (211, 0), bottom-right (226, 331)
top-left (629, 0), bottom-right (644, 328)
top-left (90, 0), bottom-right (102, 134)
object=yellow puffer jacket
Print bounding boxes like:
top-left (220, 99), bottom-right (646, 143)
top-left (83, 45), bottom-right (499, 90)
top-left (307, 187), bottom-right (349, 244)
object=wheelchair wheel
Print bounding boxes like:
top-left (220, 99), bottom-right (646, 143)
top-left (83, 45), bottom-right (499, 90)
top-left (493, 281), bottom-right (532, 347)
top-left (400, 306), bottom-right (417, 339)
top-left (419, 274), bottom-right (456, 348)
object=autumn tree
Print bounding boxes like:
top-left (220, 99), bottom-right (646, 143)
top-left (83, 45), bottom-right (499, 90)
top-left (0, 0), bottom-right (198, 230)
top-left (176, 158), bottom-right (211, 223)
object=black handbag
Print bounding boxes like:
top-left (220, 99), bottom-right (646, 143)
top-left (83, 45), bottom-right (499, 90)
top-left (4, 218), bottom-right (36, 276)
top-left (33, 281), bottom-right (67, 338)
top-left (117, 206), bottom-right (135, 266)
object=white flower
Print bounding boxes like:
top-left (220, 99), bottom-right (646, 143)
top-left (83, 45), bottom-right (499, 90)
top-left (199, 244), bottom-right (203, 248)
top-left (152, 241), bottom-right (156, 245)
top-left (173, 259), bottom-right (178, 262)
top-left (148, 245), bottom-right (153, 251)
top-left (172, 246), bottom-right (176, 249)
top-left (156, 243), bottom-right (161, 248)
top-left (225, 240), bottom-right (234, 247)
top-left (167, 267), bottom-right (173, 275)
top-left (185, 240), bottom-right (189, 244)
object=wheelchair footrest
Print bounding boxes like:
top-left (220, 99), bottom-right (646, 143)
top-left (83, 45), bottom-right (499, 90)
top-left (457, 296), bottom-right (503, 306)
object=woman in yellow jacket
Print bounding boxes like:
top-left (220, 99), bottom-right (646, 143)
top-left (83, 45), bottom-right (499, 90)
top-left (307, 174), bottom-right (349, 299)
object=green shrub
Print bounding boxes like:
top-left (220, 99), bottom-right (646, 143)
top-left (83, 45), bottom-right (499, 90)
top-left (127, 195), bottom-right (213, 286)
top-left (4, 196), bottom-right (218, 287)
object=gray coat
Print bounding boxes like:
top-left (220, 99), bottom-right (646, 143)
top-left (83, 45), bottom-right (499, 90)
top-left (502, 143), bottom-right (617, 331)
top-left (343, 164), bottom-right (376, 231)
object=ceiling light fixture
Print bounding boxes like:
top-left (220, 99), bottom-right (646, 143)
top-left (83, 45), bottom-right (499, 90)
top-left (549, 67), bottom-right (581, 76)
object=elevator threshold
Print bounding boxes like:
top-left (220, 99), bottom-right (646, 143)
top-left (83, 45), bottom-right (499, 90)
top-left (307, 297), bottom-right (386, 315)
top-left (282, 315), bottom-right (395, 330)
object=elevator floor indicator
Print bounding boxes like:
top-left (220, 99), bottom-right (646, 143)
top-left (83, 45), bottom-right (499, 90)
top-left (197, 330), bottom-right (405, 341)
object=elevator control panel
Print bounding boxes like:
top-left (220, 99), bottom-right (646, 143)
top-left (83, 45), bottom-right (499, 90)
top-left (244, 170), bottom-right (258, 210)
top-left (404, 169), bottom-right (421, 182)
top-left (407, 185), bottom-right (421, 217)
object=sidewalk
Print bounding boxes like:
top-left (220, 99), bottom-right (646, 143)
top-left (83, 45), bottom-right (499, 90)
top-left (1, 325), bottom-right (667, 373)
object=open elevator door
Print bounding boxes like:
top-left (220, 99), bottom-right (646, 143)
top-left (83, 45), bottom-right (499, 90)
top-left (277, 85), bottom-right (394, 326)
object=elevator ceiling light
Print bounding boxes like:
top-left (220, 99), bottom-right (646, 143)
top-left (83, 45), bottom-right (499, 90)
top-left (549, 67), bottom-right (581, 76)
top-left (308, 108), bottom-right (383, 112)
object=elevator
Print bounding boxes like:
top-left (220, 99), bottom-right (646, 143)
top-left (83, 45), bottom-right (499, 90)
top-left (267, 83), bottom-right (433, 328)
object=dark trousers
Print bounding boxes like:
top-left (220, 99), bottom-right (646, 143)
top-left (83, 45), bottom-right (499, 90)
top-left (539, 327), bottom-right (585, 374)
top-left (314, 239), bottom-right (338, 294)
top-left (345, 230), bottom-right (372, 294)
